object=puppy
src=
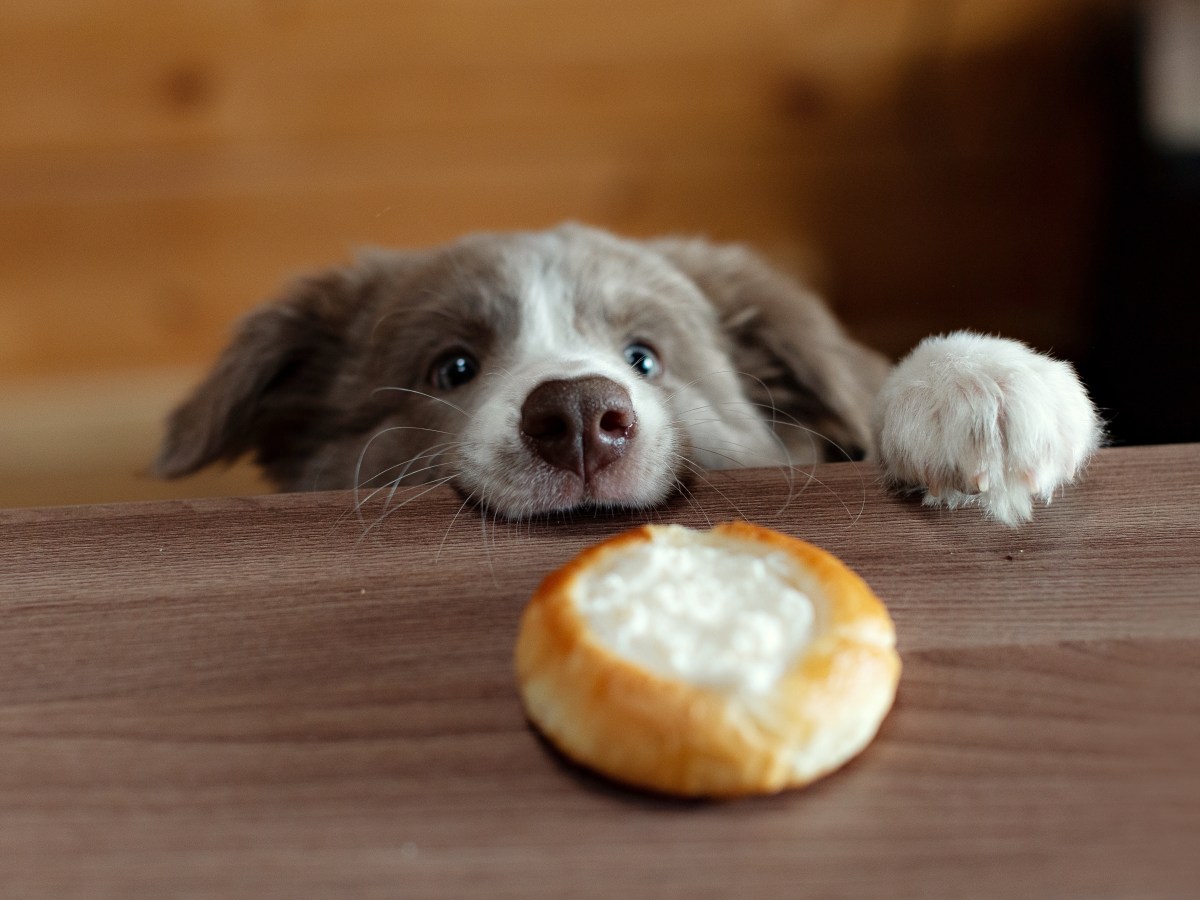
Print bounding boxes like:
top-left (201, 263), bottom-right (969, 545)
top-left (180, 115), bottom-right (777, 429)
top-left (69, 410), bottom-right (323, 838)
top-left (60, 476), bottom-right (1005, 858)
top-left (156, 224), bottom-right (1101, 525)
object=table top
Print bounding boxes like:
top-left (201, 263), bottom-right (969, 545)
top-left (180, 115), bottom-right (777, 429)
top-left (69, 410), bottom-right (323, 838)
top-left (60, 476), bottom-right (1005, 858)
top-left (3, 444), bottom-right (1198, 898)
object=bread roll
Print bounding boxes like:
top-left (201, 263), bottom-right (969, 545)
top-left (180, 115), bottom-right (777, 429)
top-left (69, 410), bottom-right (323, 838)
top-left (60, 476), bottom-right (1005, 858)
top-left (515, 522), bottom-right (900, 797)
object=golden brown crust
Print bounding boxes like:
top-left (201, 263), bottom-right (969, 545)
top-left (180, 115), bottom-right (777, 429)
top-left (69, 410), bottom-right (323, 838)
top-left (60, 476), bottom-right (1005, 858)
top-left (515, 522), bottom-right (900, 798)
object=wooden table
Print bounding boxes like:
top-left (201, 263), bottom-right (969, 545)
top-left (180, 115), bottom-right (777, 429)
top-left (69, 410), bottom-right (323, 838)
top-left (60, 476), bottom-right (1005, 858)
top-left (3, 444), bottom-right (1198, 898)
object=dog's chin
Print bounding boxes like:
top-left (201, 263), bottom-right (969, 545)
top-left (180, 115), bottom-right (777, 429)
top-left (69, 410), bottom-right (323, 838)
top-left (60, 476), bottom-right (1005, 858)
top-left (457, 464), bottom-right (676, 521)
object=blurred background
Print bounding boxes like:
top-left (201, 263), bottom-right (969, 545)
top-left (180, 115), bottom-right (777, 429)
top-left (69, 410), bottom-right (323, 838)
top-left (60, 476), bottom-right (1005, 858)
top-left (2, 0), bottom-right (1197, 508)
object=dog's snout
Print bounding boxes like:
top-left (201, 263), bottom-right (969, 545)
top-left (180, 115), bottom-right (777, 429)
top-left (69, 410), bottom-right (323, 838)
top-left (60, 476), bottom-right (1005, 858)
top-left (521, 377), bottom-right (637, 478)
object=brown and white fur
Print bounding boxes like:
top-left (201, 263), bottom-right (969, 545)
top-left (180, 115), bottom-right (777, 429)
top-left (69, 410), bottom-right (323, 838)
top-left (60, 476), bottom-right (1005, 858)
top-left (157, 224), bottom-right (1101, 525)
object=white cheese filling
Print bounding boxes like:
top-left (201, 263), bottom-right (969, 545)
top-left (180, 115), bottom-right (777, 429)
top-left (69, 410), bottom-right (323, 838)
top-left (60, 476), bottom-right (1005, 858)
top-left (574, 528), bottom-right (815, 694)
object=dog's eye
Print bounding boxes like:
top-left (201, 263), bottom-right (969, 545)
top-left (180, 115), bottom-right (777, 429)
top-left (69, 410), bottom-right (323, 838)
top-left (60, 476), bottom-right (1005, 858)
top-left (623, 342), bottom-right (661, 379)
top-left (430, 351), bottom-right (479, 390)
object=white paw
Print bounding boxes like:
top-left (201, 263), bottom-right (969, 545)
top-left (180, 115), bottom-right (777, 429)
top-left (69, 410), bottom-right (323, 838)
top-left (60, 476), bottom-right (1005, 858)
top-left (873, 332), bottom-right (1102, 525)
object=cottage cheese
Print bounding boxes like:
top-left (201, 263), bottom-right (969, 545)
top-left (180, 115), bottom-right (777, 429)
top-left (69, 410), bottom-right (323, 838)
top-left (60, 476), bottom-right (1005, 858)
top-left (574, 527), bottom-right (815, 694)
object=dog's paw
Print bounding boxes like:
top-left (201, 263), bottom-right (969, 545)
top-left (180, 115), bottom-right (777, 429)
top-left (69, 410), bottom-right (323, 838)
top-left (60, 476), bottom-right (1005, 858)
top-left (872, 332), bottom-right (1102, 525)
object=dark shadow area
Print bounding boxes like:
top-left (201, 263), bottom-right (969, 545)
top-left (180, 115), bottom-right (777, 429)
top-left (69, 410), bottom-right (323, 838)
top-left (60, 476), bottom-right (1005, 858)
top-left (1080, 8), bottom-right (1200, 446)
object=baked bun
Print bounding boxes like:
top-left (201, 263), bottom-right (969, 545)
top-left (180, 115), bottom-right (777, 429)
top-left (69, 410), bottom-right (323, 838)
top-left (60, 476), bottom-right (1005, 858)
top-left (515, 522), bottom-right (900, 797)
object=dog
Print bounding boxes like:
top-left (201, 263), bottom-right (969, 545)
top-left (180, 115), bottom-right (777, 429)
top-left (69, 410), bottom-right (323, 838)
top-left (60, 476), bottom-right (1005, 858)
top-left (156, 223), bottom-right (1101, 525)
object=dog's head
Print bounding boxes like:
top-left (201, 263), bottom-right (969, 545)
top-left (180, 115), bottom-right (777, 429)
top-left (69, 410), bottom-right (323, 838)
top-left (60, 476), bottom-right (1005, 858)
top-left (157, 225), bottom-right (887, 517)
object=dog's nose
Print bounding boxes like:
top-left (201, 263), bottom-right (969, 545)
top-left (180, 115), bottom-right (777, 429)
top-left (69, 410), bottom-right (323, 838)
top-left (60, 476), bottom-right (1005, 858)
top-left (520, 377), bottom-right (637, 479)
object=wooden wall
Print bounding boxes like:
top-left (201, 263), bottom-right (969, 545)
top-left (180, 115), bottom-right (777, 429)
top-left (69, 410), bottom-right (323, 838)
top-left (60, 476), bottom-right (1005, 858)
top-left (0, 0), bottom-right (1125, 506)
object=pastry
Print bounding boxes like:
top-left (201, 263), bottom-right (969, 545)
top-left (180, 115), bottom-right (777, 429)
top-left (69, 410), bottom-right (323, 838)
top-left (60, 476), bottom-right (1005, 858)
top-left (515, 522), bottom-right (900, 797)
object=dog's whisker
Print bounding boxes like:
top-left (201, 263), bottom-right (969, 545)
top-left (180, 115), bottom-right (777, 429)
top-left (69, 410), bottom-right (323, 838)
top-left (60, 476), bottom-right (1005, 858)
top-left (360, 473), bottom-right (458, 540)
top-left (435, 490), bottom-right (478, 563)
top-left (370, 424), bottom-right (458, 439)
top-left (666, 367), bottom-right (794, 446)
top-left (671, 428), bottom-right (784, 468)
top-left (357, 445), bottom-right (460, 494)
top-left (678, 395), bottom-right (871, 518)
top-left (671, 475), bottom-right (713, 528)
top-left (352, 445), bottom-right (461, 515)
top-left (728, 368), bottom-right (783, 436)
top-left (479, 505), bottom-right (500, 587)
top-left (354, 424), bottom-right (409, 523)
top-left (672, 396), bottom-right (801, 482)
top-left (673, 454), bottom-right (754, 522)
top-left (688, 431), bottom-right (862, 526)
top-left (731, 409), bottom-right (869, 523)
top-left (733, 402), bottom-right (862, 463)
top-left (358, 440), bottom-right (463, 492)
top-left (380, 458), bottom-right (458, 513)
top-left (675, 385), bottom-right (808, 508)
top-left (370, 386), bottom-right (470, 418)
top-left (379, 469), bottom-right (458, 517)
top-left (353, 428), bottom-right (457, 524)
top-left (678, 439), bottom-right (860, 525)
top-left (662, 367), bottom-right (756, 404)
top-left (790, 465), bottom-right (865, 527)
top-left (687, 442), bottom-right (805, 519)
top-left (352, 470), bottom-right (459, 547)
top-left (673, 369), bottom-right (833, 466)
top-left (480, 365), bottom-right (514, 381)
top-left (678, 400), bottom-right (846, 463)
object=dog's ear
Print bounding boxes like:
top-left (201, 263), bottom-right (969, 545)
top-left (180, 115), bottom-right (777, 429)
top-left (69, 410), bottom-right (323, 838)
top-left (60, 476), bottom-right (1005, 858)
top-left (155, 266), bottom-right (369, 485)
top-left (651, 238), bottom-right (890, 460)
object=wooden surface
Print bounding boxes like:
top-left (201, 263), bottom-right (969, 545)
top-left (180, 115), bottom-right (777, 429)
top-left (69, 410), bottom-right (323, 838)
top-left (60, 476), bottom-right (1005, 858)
top-left (2, 444), bottom-right (1198, 898)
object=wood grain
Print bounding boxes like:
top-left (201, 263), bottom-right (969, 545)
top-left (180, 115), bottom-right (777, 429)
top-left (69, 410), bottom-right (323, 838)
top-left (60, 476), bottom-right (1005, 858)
top-left (2, 444), bottom-right (1197, 898)
top-left (0, 0), bottom-right (1119, 380)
